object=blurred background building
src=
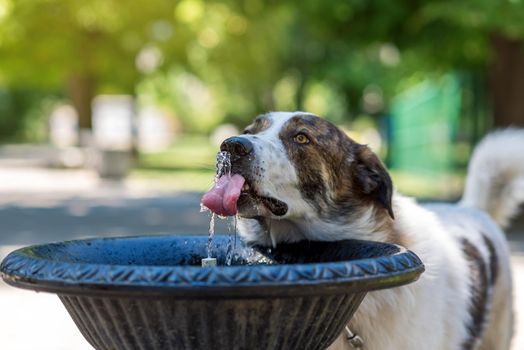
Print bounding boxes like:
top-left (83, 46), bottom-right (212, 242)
top-left (0, 0), bottom-right (524, 349)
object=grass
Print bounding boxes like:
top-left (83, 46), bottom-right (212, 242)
top-left (130, 135), bottom-right (217, 192)
top-left (137, 135), bottom-right (217, 171)
top-left (389, 170), bottom-right (465, 200)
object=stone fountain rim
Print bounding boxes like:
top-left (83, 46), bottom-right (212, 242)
top-left (0, 234), bottom-right (424, 298)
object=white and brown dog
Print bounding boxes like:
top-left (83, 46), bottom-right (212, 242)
top-left (202, 112), bottom-right (521, 350)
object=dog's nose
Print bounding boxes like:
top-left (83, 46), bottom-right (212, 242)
top-left (220, 136), bottom-right (253, 157)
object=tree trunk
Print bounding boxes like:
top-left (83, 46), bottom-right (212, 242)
top-left (489, 35), bottom-right (524, 127)
top-left (292, 74), bottom-right (305, 111)
top-left (67, 74), bottom-right (95, 145)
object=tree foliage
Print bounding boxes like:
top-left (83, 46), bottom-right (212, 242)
top-left (0, 0), bottom-right (182, 90)
top-left (0, 0), bottom-right (523, 135)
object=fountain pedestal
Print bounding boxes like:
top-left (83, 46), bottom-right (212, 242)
top-left (0, 235), bottom-right (424, 350)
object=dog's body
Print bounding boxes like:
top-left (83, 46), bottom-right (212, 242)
top-left (205, 112), bottom-right (522, 350)
top-left (328, 200), bottom-right (513, 350)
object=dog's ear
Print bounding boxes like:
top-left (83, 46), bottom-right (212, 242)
top-left (353, 145), bottom-right (395, 219)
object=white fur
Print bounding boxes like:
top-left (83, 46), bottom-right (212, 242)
top-left (327, 197), bottom-right (484, 350)
top-left (236, 113), bottom-right (518, 350)
top-left (242, 112), bottom-right (319, 222)
top-left (461, 129), bottom-right (524, 228)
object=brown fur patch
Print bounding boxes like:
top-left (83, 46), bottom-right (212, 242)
top-left (482, 235), bottom-right (498, 286)
top-left (243, 114), bottom-right (271, 134)
top-left (278, 114), bottom-right (397, 238)
top-left (461, 238), bottom-right (490, 350)
top-left (352, 146), bottom-right (395, 219)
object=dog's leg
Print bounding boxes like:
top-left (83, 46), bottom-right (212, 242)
top-left (478, 274), bottom-right (513, 349)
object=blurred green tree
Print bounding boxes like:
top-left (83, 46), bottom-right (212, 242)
top-left (279, 0), bottom-right (524, 125)
top-left (397, 0), bottom-right (524, 127)
top-left (170, 0), bottom-right (524, 126)
top-left (1, 0), bottom-right (523, 139)
top-left (0, 0), bottom-right (182, 139)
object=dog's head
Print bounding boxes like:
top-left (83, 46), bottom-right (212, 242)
top-left (216, 112), bottom-right (395, 245)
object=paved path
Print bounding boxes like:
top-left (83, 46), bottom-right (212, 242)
top-left (0, 166), bottom-right (523, 349)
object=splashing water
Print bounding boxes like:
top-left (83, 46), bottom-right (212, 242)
top-left (215, 151), bottom-right (231, 181)
top-left (234, 215), bottom-right (238, 249)
top-left (225, 215), bottom-right (239, 266)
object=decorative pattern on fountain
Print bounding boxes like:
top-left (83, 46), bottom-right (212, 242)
top-left (0, 247), bottom-right (422, 288)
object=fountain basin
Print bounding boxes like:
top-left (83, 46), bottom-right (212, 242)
top-left (1, 235), bottom-right (424, 350)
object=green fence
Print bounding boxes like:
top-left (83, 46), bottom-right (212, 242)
top-left (390, 75), bottom-right (462, 175)
top-left (389, 75), bottom-right (464, 198)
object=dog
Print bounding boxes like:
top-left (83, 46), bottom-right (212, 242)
top-left (202, 112), bottom-right (521, 350)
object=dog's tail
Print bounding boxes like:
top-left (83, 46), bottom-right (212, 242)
top-left (460, 129), bottom-right (524, 229)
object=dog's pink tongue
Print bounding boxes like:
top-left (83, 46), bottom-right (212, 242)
top-left (201, 174), bottom-right (245, 216)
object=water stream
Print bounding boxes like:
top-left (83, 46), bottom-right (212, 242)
top-left (202, 151), bottom-right (237, 262)
top-left (225, 215), bottom-right (238, 266)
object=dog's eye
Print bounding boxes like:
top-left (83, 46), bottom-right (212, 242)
top-left (242, 129), bottom-right (252, 135)
top-left (293, 133), bottom-right (310, 144)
